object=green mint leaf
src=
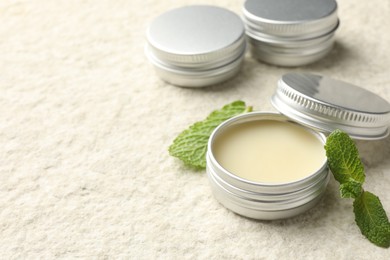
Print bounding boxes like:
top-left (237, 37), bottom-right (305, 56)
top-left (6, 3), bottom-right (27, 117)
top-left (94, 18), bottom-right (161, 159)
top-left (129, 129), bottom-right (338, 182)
top-left (169, 101), bottom-right (252, 169)
top-left (326, 129), bottom-right (390, 247)
top-left (325, 129), bottom-right (365, 184)
top-left (340, 181), bottom-right (363, 199)
top-left (353, 191), bottom-right (390, 248)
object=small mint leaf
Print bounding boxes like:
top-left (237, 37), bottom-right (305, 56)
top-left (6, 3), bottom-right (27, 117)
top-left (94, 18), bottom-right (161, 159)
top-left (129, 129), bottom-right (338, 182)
top-left (340, 181), bottom-right (363, 199)
top-left (325, 130), bottom-right (390, 247)
top-left (169, 101), bottom-right (249, 169)
top-left (325, 130), bottom-right (365, 184)
top-left (353, 191), bottom-right (390, 248)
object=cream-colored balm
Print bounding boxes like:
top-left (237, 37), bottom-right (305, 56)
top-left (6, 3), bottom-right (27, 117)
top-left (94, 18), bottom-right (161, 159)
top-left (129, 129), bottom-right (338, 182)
top-left (213, 120), bottom-right (326, 183)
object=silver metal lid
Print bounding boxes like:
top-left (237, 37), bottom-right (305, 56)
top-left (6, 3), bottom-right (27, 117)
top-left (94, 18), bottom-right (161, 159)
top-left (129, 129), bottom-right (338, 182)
top-left (243, 0), bottom-right (338, 38)
top-left (272, 73), bottom-right (390, 140)
top-left (146, 5), bottom-right (245, 69)
top-left (144, 45), bottom-right (245, 87)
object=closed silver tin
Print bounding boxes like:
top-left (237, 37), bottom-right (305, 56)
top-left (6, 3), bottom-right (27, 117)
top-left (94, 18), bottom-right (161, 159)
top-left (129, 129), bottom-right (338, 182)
top-left (146, 5), bottom-right (246, 87)
top-left (272, 73), bottom-right (390, 140)
top-left (207, 112), bottom-right (329, 220)
top-left (243, 0), bottom-right (339, 66)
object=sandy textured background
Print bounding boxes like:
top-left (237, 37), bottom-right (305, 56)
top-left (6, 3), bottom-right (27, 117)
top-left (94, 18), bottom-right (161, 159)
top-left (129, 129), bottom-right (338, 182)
top-left (1, 0), bottom-right (390, 259)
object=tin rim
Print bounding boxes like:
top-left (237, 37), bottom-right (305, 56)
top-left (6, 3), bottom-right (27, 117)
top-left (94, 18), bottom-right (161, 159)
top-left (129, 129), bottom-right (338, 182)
top-left (207, 112), bottom-right (328, 191)
top-left (272, 73), bottom-right (390, 139)
top-left (246, 22), bottom-right (338, 47)
top-left (146, 45), bottom-right (245, 87)
top-left (147, 36), bottom-right (246, 69)
top-left (250, 45), bottom-right (333, 67)
top-left (250, 39), bottom-right (334, 56)
top-left (210, 185), bottom-right (326, 220)
top-left (145, 42), bottom-right (246, 73)
top-left (208, 169), bottom-right (329, 211)
top-left (208, 158), bottom-right (330, 202)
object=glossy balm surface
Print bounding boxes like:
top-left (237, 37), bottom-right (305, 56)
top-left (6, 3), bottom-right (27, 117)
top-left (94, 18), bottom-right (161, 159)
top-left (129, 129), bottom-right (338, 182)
top-left (213, 120), bottom-right (326, 183)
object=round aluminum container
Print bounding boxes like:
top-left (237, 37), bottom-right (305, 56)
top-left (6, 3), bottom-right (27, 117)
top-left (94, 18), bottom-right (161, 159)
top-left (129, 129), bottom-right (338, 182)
top-left (206, 112), bottom-right (329, 220)
top-left (242, 0), bottom-right (339, 66)
top-left (146, 5), bottom-right (246, 87)
top-left (272, 73), bottom-right (390, 140)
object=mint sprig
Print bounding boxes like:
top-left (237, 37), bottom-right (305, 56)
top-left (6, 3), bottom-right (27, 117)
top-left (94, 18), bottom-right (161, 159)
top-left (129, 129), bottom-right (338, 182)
top-left (325, 130), bottom-right (390, 248)
top-left (169, 101), bottom-right (252, 169)
top-left (169, 104), bottom-right (389, 247)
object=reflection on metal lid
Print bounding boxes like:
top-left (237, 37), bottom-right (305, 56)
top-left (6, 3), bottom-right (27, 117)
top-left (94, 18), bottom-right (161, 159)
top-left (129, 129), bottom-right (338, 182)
top-left (272, 73), bottom-right (390, 139)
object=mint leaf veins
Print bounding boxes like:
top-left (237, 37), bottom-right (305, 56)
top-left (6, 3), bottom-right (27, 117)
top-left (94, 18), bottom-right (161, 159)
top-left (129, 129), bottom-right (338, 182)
top-left (325, 129), bottom-right (390, 248)
top-left (325, 130), bottom-right (365, 188)
top-left (169, 100), bottom-right (252, 169)
top-left (354, 191), bottom-right (390, 248)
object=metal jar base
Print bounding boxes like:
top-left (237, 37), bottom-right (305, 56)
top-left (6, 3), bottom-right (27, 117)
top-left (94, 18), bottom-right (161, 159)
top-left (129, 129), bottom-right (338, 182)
top-left (206, 112), bottom-right (329, 220)
top-left (145, 45), bottom-right (245, 88)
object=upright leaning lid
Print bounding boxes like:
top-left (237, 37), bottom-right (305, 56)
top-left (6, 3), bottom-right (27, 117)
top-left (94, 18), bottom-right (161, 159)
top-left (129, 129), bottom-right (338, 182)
top-left (271, 73), bottom-right (390, 140)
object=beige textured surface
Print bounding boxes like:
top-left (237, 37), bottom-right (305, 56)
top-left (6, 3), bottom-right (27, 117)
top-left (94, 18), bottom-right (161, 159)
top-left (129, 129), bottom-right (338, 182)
top-left (1, 0), bottom-right (390, 258)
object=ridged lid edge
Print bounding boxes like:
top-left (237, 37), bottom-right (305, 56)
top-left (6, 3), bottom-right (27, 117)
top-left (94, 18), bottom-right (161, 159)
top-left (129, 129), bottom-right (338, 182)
top-left (271, 74), bottom-right (390, 140)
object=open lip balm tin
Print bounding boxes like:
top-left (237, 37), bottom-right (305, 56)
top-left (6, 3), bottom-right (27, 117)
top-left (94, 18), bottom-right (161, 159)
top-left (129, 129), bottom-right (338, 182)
top-left (242, 0), bottom-right (339, 67)
top-left (207, 73), bottom-right (390, 220)
top-left (145, 5), bottom-right (246, 87)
